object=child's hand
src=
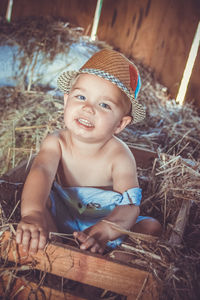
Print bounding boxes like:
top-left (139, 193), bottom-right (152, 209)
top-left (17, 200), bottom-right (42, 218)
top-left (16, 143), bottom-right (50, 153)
top-left (16, 213), bottom-right (48, 254)
top-left (73, 220), bottom-right (117, 254)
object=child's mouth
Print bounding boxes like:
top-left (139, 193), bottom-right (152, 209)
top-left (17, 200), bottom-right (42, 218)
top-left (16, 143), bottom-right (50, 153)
top-left (77, 118), bottom-right (94, 128)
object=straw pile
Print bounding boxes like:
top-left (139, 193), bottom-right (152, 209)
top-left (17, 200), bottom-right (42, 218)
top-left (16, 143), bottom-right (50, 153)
top-left (0, 17), bottom-right (199, 300)
top-left (0, 86), bottom-right (64, 174)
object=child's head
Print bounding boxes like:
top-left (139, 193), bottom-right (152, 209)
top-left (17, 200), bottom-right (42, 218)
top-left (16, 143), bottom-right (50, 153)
top-left (58, 49), bottom-right (145, 125)
top-left (62, 73), bottom-right (134, 141)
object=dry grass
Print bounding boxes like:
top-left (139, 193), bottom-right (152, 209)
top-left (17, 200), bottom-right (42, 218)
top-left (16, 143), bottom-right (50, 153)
top-left (0, 87), bottom-right (64, 174)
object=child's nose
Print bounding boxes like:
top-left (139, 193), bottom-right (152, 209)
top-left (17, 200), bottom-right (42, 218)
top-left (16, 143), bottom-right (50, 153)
top-left (82, 102), bottom-right (95, 114)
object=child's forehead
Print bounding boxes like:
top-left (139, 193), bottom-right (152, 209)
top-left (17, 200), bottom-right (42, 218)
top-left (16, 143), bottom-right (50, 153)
top-left (73, 73), bottom-right (123, 94)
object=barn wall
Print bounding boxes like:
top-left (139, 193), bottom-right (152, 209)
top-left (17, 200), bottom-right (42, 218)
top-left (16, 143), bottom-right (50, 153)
top-left (98, 0), bottom-right (200, 106)
top-left (0, 0), bottom-right (8, 17)
top-left (0, 0), bottom-right (199, 106)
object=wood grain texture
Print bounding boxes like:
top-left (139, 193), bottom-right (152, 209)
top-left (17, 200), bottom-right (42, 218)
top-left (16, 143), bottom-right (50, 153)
top-left (0, 275), bottom-right (87, 299)
top-left (169, 199), bottom-right (192, 245)
top-left (1, 231), bottom-right (158, 299)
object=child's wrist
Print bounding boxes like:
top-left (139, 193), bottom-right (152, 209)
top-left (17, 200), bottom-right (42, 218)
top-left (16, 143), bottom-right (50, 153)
top-left (100, 219), bottom-right (122, 241)
top-left (21, 209), bottom-right (44, 219)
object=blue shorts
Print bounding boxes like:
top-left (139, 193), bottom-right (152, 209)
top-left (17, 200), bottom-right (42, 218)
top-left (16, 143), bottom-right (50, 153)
top-left (50, 182), bottom-right (151, 248)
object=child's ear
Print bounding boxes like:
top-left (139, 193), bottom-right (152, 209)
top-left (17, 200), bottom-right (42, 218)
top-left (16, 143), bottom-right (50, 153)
top-left (114, 116), bottom-right (132, 134)
top-left (64, 94), bottom-right (69, 107)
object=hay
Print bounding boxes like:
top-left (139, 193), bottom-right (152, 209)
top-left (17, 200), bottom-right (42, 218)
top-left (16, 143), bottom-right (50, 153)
top-left (0, 87), bottom-right (64, 174)
top-left (0, 17), bottom-right (199, 300)
top-left (138, 153), bottom-right (200, 230)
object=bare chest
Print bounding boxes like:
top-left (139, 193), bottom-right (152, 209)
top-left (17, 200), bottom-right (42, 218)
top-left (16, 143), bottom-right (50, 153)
top-left (59, 154), bottom-right (112, 187)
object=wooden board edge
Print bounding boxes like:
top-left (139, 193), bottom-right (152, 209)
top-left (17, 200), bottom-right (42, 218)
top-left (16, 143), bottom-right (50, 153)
top-left (0, 275), bottom-right (87, 300)
top-left (0, 230), bottom-right (159, 299)
top-left (169, 199), bottom-right (192, 245)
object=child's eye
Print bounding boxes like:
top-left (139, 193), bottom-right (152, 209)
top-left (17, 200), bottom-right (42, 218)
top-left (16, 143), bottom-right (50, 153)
top-left (76, 95), bottom-right (86, 101)
top-left (99, 103), bottom-right (111, 110)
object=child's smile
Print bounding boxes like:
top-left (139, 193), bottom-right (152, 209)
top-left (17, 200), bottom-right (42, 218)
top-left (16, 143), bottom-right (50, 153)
top-left (63, 73), bottom-right (131, 142)
top-left (76, 117), bottom-right (94, 129)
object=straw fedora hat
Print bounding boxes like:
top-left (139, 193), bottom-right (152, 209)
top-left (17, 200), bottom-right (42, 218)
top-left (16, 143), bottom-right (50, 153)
top-left (57, 48), bottom-right (145, 124)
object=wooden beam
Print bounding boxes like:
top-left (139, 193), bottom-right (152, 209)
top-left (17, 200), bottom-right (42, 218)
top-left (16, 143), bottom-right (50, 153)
top-left (176, 21), bottom-right (200, 105)
top-left (169, 199), bottom-right (192, 245)
top-left (90, 0), bottom-right (104, 41)
top-left (0, 275), bottom-right (87, 300)
top-left (129, 145), bottom-right (157, 168)
top-left (2, 157), bottom-right (34, 183)
top-left (1, 231), bottom-right (158, 299)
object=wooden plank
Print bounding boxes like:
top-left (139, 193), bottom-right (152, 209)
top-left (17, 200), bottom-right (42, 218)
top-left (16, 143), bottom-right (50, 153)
top-left (169, 199), bottom-right (192, 245)
top-left (129, 146), bottom-right (157, 168)
top-left (1, 231), bottom-right (159, 299)
top-left (2, 157), bottom-right (34, 183)
top-left (0, 275), bottom-right (87, 300)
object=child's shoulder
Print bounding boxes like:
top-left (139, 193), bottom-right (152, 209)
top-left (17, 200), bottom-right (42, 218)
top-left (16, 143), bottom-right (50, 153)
top-left (44, 129), bottom-right (66, 141)
top-left (109, 136), bottom-right (135, 161)
top-left (40, 129), bottom-right (66, 149)
top-left (111, 136), bottom-right (130, 151)
top-left (109, 137), bottom-right (138, 188)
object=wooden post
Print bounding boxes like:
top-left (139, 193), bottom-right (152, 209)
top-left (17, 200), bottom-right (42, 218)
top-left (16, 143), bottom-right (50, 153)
top-left (169, 199), bottom-right (192, 245)
top-left (90, 0), bottom-right (104, 41)
top-left (176, 21), bottom-right (200, 105)
top-left (6, 0), bottom-right (13, 22)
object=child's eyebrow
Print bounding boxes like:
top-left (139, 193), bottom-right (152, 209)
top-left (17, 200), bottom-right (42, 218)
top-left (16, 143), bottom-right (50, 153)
top-left (71, 87), bottom-right (117, 104)
top-left (100, 96), bottom-right (118, 105)
top-left (101, 95), bottom-right (117, 105)
top-left (71, 87), bottom-right (86, 92)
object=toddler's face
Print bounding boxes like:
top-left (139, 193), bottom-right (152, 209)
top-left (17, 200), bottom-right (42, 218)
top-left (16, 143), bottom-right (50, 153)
top-left (63, 74), bottom-right (131, 142)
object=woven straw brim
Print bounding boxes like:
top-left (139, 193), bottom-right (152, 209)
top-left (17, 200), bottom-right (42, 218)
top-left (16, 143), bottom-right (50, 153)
top-left (57, 70), bottom-right (145, 124)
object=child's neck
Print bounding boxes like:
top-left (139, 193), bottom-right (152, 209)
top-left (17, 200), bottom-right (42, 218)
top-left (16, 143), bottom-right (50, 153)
top-left (67, 131), bottom-right (112, 157)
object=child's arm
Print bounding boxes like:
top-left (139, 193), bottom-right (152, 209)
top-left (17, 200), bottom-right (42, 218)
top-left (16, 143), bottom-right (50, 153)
top-left (74, 147), bottom-right (140, 253)
top-left (16, 134), bottom-right (61, 254)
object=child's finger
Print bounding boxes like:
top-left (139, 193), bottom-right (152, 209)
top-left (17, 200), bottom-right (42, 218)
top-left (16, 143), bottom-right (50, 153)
top-left (90, 243), bottom-right (103, 253)
top-left (38, 230), bottom-right (47, 250)
top-left (80, 236), bottom-right (96, 250)
top-left (73, 231), bottom-right (88, 244)
top-left (98, 247), bottom-right (104, 254)
top-left (16, 228), bottom-right (22, 244)
top-left (21, 230), bottom-right (31, 252)
top-left (29, 231), bottom-right (40, 254)
top-left (74, 231), bottom-right (95, 250)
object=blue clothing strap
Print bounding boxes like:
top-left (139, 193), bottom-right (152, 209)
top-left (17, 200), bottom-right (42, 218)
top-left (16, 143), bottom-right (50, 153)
top-left (52, 181), bottom-right (142, 214)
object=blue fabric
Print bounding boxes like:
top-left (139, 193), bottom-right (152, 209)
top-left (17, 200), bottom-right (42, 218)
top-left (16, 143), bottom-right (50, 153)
top-left (50, 182), bottom-right (150, 248)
